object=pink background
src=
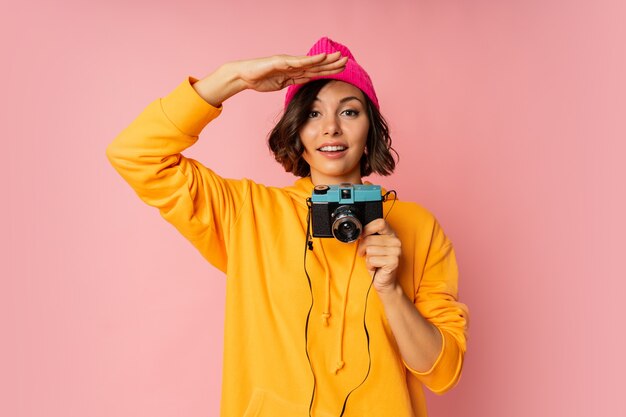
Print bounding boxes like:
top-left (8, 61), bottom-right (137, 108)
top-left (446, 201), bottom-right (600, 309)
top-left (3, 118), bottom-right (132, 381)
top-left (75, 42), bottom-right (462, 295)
top-left (3, 0), bottom-right (625, 416)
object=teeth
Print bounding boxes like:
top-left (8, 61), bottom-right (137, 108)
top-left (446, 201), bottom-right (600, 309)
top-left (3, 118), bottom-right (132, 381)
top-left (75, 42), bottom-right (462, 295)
top-left (319, 146), bottom-right (346, 152)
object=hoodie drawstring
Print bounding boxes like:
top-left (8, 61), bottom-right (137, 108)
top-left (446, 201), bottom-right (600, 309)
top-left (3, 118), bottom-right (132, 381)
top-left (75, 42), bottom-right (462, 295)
top-left (318, 239), bottom-right (359, 374)
top-left (333, 246), bottom-right (357, 374)
top-left (317, 240), bottom-right (332, 327)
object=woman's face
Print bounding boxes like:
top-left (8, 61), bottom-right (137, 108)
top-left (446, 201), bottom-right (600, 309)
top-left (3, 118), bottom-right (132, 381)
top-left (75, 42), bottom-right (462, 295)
top-left (298, 80), bottom-right (370, 185)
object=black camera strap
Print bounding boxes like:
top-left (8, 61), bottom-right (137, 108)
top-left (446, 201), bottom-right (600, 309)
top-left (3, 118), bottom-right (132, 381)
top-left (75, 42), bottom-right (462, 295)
top-left (303, 190), bottom-right (397, 417)
top-left (304, 199), bottom-right (317, 417)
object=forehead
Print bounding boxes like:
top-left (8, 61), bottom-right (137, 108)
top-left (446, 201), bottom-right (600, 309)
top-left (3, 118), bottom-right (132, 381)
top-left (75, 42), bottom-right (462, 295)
top-left (316, 80), bottom-right (365, 103)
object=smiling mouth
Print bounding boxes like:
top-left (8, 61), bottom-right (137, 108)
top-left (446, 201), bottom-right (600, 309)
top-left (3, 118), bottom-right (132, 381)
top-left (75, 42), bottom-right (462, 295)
top-left (318, 145), bottom-right (347, 152)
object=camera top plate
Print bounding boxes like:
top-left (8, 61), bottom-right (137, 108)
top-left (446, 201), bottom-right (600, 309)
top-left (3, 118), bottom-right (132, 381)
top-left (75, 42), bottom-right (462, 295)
top-left (310, 184), bottom-right (382, 204)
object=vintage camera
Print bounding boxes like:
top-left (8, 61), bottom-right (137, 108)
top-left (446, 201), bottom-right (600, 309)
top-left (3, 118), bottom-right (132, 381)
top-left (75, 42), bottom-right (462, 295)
top-left (310, 183), bottom-right (383, 243)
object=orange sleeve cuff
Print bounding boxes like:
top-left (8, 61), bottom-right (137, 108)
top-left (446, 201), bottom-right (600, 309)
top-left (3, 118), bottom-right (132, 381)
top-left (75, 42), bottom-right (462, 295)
top-left (160, 76), bottom-right (223, 137)
top-left (403, 327), bottom-right (464, 394)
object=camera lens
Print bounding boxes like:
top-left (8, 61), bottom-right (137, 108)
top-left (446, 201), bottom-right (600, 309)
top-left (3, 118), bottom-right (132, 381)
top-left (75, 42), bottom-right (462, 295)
top-left (331, 205), bottom-right (362, 243)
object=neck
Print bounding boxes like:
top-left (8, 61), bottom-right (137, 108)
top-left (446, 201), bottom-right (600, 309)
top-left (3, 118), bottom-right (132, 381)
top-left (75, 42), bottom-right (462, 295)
top-left (310, 173), bottom-right (363, 186)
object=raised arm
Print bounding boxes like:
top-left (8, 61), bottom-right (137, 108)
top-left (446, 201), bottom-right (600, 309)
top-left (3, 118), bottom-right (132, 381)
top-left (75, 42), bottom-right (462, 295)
top-left (106, 52), bottom-right (347, 270)
top-left (191, 51), bottom-right (348, 106)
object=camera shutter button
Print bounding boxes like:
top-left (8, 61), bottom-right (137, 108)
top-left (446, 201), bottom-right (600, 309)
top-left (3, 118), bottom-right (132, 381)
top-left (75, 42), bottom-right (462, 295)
top-left (314, 185), bottom-right (330, 195)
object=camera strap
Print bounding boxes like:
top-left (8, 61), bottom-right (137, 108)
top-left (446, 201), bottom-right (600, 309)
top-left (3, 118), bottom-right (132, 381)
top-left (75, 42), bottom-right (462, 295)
top-left (303, 190), bottom-right (397, 417)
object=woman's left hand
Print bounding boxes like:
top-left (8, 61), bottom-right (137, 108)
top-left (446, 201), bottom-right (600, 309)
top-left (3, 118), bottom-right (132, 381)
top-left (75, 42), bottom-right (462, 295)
top-left (357, 218), bottom-right (402, 293)
top-left (358, 219), bottom-right (445, 374)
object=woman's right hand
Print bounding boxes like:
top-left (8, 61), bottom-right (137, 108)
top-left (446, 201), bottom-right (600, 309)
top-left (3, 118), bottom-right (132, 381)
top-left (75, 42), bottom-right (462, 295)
top-left (193, 52), bottom-right (347, 107)
top-left (235, 51), bottom-right (347, 92)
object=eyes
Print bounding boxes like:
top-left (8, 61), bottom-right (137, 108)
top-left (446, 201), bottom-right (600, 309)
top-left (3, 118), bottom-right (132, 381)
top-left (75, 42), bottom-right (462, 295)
top-left (307, 109), bottom-right (361, 119)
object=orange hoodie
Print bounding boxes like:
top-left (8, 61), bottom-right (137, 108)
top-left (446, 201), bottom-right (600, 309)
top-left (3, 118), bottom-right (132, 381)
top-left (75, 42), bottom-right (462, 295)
top-left (106, 77), bottom-right (469, 417)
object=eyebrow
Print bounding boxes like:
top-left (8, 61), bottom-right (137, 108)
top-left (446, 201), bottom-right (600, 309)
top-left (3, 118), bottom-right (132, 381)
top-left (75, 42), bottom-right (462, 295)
top-left (314, 96), bottom-right (364, 105)
top-left (340, 96), bottom-right (364, 104)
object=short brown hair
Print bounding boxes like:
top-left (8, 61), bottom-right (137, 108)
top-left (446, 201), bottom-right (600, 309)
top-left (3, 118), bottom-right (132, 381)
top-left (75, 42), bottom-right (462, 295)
top-left (268, 79), bottom-right (397, 178)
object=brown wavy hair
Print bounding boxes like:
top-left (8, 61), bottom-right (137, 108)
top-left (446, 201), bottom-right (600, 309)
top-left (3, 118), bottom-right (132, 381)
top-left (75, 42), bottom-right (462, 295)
top-left (267, 79), bottom-right (397, 178)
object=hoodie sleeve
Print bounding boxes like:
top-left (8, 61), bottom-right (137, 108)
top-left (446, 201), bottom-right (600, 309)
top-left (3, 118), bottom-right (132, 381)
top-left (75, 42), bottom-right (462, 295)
top-left (106, 77), bottom-right (248, 272)
top-left (405, 217), bottom-right (469, 394)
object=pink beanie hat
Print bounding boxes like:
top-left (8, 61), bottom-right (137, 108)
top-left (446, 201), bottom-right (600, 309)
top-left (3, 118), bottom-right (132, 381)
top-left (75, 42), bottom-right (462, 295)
top-left (284, 37), bottom-right (380, 109)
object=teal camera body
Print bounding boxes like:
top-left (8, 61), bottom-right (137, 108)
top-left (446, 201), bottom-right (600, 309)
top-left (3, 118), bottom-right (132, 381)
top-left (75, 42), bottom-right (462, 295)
top-left (310, 183), bottom-right (383, 243)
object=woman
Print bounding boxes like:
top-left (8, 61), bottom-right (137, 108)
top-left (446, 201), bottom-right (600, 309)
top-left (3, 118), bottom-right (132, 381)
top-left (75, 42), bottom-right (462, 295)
top-left (107, 37), bottom-right (468, 417)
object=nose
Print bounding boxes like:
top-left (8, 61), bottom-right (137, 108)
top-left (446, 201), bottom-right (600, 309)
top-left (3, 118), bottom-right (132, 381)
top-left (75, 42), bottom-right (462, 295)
top-left (322, 115), bottom-right (341, 136)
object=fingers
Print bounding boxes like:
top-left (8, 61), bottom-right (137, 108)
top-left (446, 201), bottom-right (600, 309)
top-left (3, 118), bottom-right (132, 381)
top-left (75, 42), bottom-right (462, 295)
top-left (356, 219), bottom-right (401, 286)
top-left (361, 243), bottom-right (402, 258)
top-left (306, 54), bottom-right (349, 73)
top-left (240, 52), bottom-right (346, 91)
top-left (357, 219), bottom-right (401, 258)
top-left (287, 68), bottom-right (345, 86)
top-left (362, 218), bottom-right (395, 239)
top-left (270, 52), bottom-right (346, 87)
top-left (357, 234), bottom-right (401, 257)
top-left (281, 52), bottom-right (347, 73)
top-left (364, 254), bottom-right (400, 272)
